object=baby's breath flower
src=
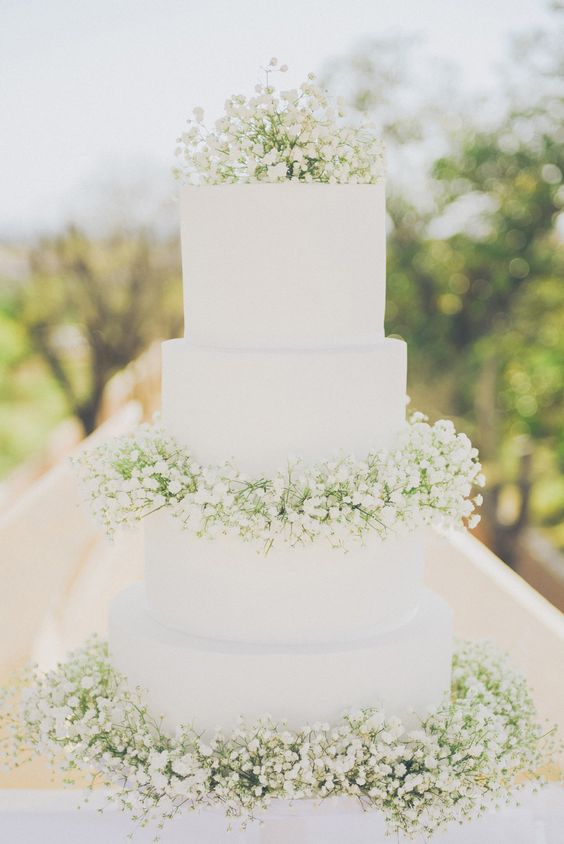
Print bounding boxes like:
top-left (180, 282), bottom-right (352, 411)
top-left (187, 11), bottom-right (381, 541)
top-left (73, 414), bottom-right (485, 549)
top-left (1, 638), bottom-right (555, 840)
top-left (173, 63), bottom-right (384, 185)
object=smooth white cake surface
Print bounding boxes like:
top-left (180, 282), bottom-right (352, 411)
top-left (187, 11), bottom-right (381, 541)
top-left (180, 183), bottom-right (386, 348)
top-left (161, 338), bottom-right (407, 474)
top-left (109, 584), bottom-right (453, 733)
top-left (107, 178), bottom-right (455, 734)
top-left (144, 512), bottom-right (425, 643)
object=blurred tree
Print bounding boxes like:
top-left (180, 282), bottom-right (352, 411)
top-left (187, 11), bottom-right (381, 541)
top-left (391, 117), bottom-right (563, 553)
top-left (18, 227), bottom-right (182, 434)
top-left (321, 33), bottom-right (466, 200)
top-left (428, 115), bottom-right (564, 563)
top-left (324, 6), bottom-right (564, 566)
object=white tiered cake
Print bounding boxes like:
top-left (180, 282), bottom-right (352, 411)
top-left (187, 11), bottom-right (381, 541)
top-left (108, 182), bottom-right (454, 733)
top-left (9, 66), bottom-right (544, 842)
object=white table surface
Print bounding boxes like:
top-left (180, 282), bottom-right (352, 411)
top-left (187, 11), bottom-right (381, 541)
top-left (0, 785), bottom-right (563, 843)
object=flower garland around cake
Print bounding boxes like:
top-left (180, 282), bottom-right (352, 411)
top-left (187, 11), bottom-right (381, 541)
top-left (1, 639), bottom-right (556, 840)
top-left (173, 59), bottom-right (384, 185)
top-left (73, 413), bottom-right (485, 550)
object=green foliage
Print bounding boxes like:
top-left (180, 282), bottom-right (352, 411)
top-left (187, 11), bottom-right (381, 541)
top-left (18, 227), bottom-right (182, 434)
top-left (0, 302), bottom-right (68, 476)
top-left (325, 9), bottom-right (564, 563)
top-left (0, 227), bottom-right (183, 476)
top-left (386, 119), bottom-right (564, 561)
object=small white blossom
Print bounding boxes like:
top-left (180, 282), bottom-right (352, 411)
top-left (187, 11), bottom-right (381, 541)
top-left (73, 413), bottom-right (485, 550)
top-left (173, 62), bottom-right (384, 186)
top-left (0, 638), bottom-right (552, 841)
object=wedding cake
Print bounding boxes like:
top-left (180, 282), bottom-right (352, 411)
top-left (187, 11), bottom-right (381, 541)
top-left (108, 179), bottom-right (453, 733)
top-left (11, 67), bottom-right (546, 840)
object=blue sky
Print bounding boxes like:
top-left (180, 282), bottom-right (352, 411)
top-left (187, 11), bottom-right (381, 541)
top-left (0, 0), bottom-right (554, 237)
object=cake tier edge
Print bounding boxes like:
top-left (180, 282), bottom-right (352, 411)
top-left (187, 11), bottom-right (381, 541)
top-left (108, 583), bottom-right (453, 733)
top-left (144, 512), bottom-right (426, 644)
top-left (161, 338), bottom-right (407, 474)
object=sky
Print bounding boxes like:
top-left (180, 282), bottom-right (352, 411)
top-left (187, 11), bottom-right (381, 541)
top-left (0, 0), bottom-right (555, 238)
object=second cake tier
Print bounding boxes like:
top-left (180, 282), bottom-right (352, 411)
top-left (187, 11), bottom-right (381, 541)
top-left (161, 338), bottom-right (407, 475)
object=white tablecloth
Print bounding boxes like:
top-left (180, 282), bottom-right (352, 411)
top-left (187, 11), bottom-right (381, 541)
top-left (0, 786), bottom-right (563, 843)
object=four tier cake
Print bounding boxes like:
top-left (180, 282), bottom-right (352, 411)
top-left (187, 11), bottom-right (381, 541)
top-left (109, 182), bottom-right (453, 732)
top-left (6, 69), bottom-right (550, 842)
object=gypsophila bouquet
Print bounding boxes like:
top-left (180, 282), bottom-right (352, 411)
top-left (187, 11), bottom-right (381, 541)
top-left (73, 413), bottom-right (485, 551)
top-left (1, 639), bottom-right (555, 840)
top-left (173, 58), bottom-right (384, 185)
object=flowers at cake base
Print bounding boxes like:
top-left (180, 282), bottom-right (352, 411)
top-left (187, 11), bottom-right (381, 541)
top-left (1, 640), bottom-right (555, 840)
top-left (73, 413), bottom-right (485, 551)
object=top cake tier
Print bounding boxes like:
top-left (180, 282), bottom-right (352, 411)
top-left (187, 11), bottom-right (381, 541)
top-left (180, 183), bottom-right (386, 348)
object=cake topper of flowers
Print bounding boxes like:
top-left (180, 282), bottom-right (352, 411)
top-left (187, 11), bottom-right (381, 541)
top-left (174, 58), bottom-right (384, 185)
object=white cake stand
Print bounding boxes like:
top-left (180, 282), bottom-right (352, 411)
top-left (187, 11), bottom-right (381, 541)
top-left (1, 786), bottom-right (559, 844)
top-left (221, 797), bottom-right (389, 844)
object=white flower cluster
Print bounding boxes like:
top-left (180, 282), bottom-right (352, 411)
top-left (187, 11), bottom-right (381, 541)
top-left (73, 413), bottom-right (485, 551)
top-left (173, 59), bottom-right (384, 185)
top-left (1, 639), bottom-right (552, 840)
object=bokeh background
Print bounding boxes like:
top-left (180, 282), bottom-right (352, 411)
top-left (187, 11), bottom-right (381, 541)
top-left (1, 0), bottom-right (563, 604)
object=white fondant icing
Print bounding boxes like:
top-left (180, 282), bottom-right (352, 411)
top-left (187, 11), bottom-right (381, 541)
top-left (180, 183), bottom-right (386, 348)
top-left (144, 511), bottom-right (425, 644)
top-left (109, 584), bottom-right (453, 733)
top-left (161, 338), bottom-right (407, 474)
top-left (104, 181), bottom-right (457, 737)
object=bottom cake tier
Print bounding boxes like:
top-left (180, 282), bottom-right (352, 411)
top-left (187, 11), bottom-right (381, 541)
top-left (109, 584), bottom-right (453, 733)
